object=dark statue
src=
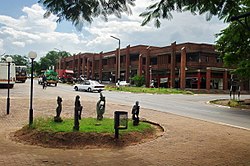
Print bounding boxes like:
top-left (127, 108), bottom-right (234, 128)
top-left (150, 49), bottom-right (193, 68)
top-left (54, 96), bottom-right (63, 122)
top-left (96, 92), bottom-right (106, 120)
top-left (131, 101), bottom-right (140, 126)
top-left (73, 95), bottom-right (83, 131)
top-left (229, 75), bottom-right (241, 100)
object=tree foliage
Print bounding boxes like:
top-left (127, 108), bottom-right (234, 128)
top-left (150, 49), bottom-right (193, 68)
top-left (2, 54), bottom-right (29, 66)
top-left (216, 21), bottom-right (250, 79)
top-left (139, 0), bottom-right (248, 27)
top-left (39, 0), bottom-right (135, 30)
top-left (34, 50), bottom-right (71, 75)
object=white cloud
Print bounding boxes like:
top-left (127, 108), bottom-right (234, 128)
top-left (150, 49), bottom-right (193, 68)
top-left (0, 2), bottom-right (228, 59)
top-left (12, 41), bottom-right (25, 47)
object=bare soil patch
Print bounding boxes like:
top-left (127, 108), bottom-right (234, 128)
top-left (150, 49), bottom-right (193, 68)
top-left (11, 121), bottom-right (164, 149)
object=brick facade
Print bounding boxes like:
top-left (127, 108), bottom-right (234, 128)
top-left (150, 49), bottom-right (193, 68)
top-left (58, 42), bottom-right (249, 91)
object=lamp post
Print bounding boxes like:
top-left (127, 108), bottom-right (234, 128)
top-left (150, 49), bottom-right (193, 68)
top-left (6, 56), bottom-right (12, 115)
top-left (110, 35), bottom-right (121, 81)
top-left (28, 51), bottom-right (37, 126)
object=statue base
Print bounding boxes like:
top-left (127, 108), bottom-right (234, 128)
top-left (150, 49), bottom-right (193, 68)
top-left (54, 116), bottom-right (63, 122)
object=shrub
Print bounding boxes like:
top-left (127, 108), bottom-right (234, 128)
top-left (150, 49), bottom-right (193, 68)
top-left (131, 75), bottom-right (145, 87)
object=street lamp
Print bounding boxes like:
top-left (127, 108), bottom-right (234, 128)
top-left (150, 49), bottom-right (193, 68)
top-left (6, 56), bottom-right (12, 115)
top-left (28, 51), bottom-right (37, 126)
top-left (110, 35), bottom-right (121, 81)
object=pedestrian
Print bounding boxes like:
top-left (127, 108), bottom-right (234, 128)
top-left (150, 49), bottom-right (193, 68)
top-left (42, 74), bottom-right (47, 89)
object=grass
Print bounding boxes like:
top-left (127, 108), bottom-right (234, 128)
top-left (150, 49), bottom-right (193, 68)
top-left (105, 85), bottom-right (193, 94)
top-left (227, 100), bottom-right (240, 107)
top-left (31, 117), bottom-right (153, 134)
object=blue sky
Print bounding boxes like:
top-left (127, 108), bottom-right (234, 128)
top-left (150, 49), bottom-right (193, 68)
top-left (0, 1), bottom-right (228, 59)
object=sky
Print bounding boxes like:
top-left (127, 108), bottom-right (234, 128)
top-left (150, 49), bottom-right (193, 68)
top-left (0, 0), bottom-right (229, 60)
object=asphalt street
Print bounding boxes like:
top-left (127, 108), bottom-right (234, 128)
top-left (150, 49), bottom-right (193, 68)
top-left (1, 79), bottom-right (250, 129)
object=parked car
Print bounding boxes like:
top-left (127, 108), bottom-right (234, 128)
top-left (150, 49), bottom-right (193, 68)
top-left (74, 80), bottom-right (105, 92)
top-left (116, 81), bottom-right (130, 87)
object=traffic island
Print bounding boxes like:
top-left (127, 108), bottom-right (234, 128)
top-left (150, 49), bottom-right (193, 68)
top-left (10, 117), bottom-right (164, 149)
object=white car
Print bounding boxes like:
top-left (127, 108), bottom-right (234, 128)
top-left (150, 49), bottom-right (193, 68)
top-left (74, 80), bottom-right (105, 92)
top-left (116, 81), bottom-right (130, 87)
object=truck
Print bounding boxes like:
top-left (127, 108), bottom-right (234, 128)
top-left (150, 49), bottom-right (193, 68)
top-left (56, 69), bottom-right (74, 83)
top-left (0, 62), bottom-right (16, 88)
top-left (15, 66), bottom-right (27, 83)
top-left (38, 69), bottom-right (58, 86)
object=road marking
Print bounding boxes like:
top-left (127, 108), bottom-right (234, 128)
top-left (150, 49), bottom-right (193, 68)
top-left (217, 122), bottom-right (250, 131)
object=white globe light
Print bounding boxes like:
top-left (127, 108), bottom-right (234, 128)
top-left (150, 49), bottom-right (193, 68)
top-left (6, 57), bottom-right (13, 63)
top-left (28, 51), bottom-right (37, 59)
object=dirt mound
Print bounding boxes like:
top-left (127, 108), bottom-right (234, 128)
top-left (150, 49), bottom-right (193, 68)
top-left (11, 123), bottom-right (164, 149)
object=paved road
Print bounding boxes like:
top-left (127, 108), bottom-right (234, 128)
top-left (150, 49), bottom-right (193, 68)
top-left (1, 80), bottom-right (250, 129)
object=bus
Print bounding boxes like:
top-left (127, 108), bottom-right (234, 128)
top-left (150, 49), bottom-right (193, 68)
top-left (15, 66), bottom-right (27, 83)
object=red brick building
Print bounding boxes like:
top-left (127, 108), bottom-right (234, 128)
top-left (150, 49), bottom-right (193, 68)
top-left (59, 42), bottom-right (249, 91)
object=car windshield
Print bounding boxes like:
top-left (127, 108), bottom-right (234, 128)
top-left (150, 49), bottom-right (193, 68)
top-left (90, 81), bottom-right (102, 85)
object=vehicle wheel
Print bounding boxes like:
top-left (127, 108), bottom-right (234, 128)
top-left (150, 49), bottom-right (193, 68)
top-left (87, 88), bottom-right (92, 92)
top-left (98, 90), bottom-right (102, 93)
top-left (55, 83), bottom-right (57, 87)
top-left (74, 86), bottom-right (78, 91)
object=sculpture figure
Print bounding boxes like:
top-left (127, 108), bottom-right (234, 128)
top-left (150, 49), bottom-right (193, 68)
top-left (131, 101), bottom-right (140, 126)
top-left (73, 95), bottom-right (82, 131)
top-left (54, 96), bottom-right (63, 122)
top-left (96, 92), bottom-right (106, 120)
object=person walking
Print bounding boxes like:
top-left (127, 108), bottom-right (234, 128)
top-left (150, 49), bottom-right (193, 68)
top-left (42, 74), bottom-right (47, 89)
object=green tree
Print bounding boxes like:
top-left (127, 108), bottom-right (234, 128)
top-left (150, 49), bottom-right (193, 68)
top-left (39, 0), bottom-right (135, 30)
top-left (3, 54), bottom-right (29, 65)
top-left (216, 21), bottom-right (250, 79)
top-left (132, 75), bottom-right (145, 87)
top-left (34, 50), bottom-right (71, 75)
top-left (139, 0), bottom-right (248, 27)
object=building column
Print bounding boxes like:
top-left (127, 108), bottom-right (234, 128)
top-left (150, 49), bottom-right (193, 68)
top-left (146, 49), bottom-right (150, 87)
top-left (138, 54), bottom-right (143, 76)
top-left (223, 69), bottom-right (228, 90)
top-left (125, 45), bottom-right (130, 82)
top-left (115, 49), bottom-right (119, 82)
top-left (91, 55), bottom-right (95, 79)
top-left (87, 58), bottom-right (90, 79)
top-left (99, 52), bottom-right (103, 82)
top-left (82, 57), bottom-right (86, 77)
top-left (180, 47), bottom-right (186, 89)
top-left (73, 54), bottom-right (76, 73)
top-left (197, 69), bottom-right (201, 90)
top-left (206, 67), bottom-right (211, 91)
top-left (170, 42), bottom-right (176, 88)
top-left (77, 54), bottom-right (81, 77)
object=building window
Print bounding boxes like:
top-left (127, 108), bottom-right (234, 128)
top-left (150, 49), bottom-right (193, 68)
top-left (103, 59), bottom-right (107, 65)
top-left (130, 54), bottom-right (139, 62)
top-left (216, 56), bottom-right (222, 63)
top-left (143, 58), bottom-right (146, 65)
top-left (206, 56), bottom-right (209, 62)
top-left (187, 53), bottom-right (199, 62)
top-left (150, 57), bottom-right (157, 65)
